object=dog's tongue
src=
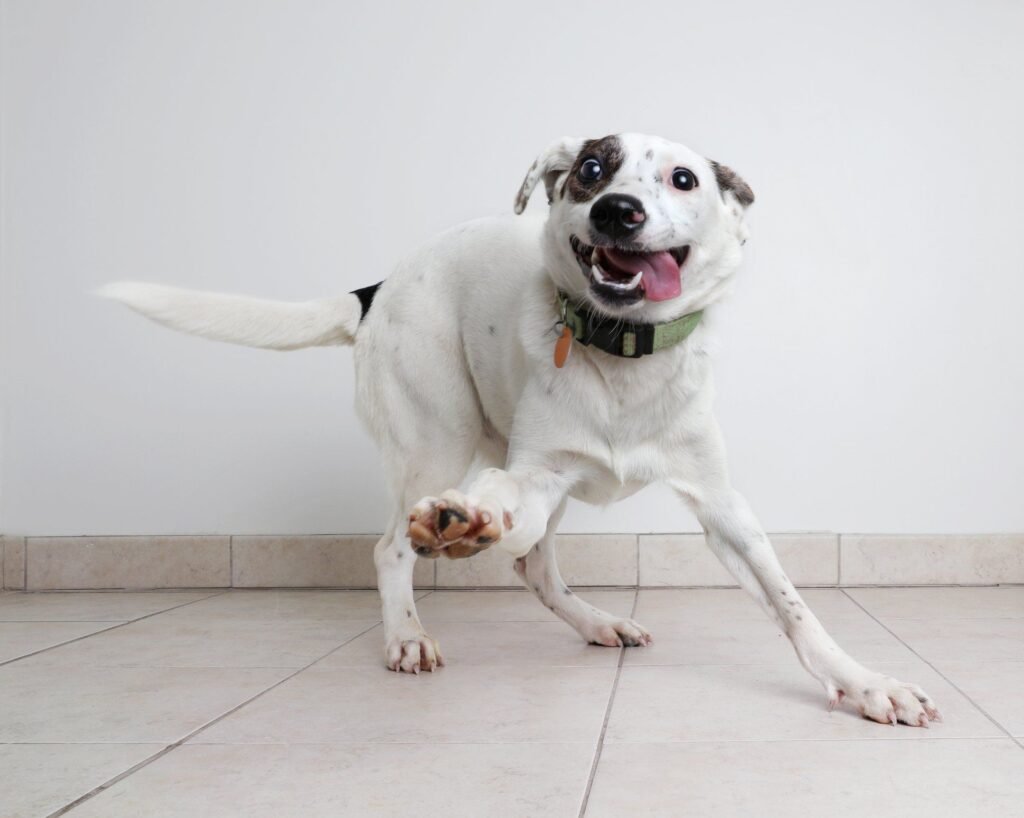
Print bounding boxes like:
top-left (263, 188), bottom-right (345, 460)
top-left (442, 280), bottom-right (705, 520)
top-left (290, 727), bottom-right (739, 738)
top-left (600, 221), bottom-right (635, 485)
top-left (602, 248), bottom-right (681, 301)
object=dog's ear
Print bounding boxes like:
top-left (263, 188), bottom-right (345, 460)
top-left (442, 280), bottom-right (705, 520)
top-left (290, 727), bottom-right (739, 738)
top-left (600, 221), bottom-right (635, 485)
top-left (514, 137), bottom-right (585, 214)
top-left (709, 160), bottom-right (755, 208)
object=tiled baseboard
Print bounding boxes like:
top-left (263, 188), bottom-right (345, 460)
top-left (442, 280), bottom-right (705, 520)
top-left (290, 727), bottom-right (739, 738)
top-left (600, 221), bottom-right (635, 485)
top-left (2, 533), bottom-right (1023, 591)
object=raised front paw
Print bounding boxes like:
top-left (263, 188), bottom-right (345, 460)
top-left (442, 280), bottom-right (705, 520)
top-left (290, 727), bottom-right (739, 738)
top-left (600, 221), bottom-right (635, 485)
top-left (407, 489), bottom-right (510, 560)
top-left (828, 673), bottom-right (941, 727)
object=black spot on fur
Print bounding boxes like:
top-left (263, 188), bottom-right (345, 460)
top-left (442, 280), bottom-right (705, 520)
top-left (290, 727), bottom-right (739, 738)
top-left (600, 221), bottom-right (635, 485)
top-left (563, 587), bottom-right (572, 595)
top-left (406, 609), bottom-right (412, 618)
top-left (488, 325), bottom-right (496, 335)
top-left (645, 149), bottom-right (654, 160)
top-left (709, 160), bottom-right (755, 207)
top-left (796, 614), bottom-right (803, 620)
top-left (565, 135), bottom-right (625, 203)
top-left (476, 536), bottom-right (494, 545)
top-left (781, 590), bottom-right (787, 596)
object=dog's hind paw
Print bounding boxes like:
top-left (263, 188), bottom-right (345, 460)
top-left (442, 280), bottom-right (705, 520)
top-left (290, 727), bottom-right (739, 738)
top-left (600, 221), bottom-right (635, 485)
top-left (384, 631), bottom-right (445, 674)
top-left (407, 490), bottom-right (509, 559)
top-left (581, 617), bottom-right (653, 648)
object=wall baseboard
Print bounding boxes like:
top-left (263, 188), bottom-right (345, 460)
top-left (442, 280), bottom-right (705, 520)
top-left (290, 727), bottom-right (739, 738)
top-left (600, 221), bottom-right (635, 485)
top-left (2, 533), bottom-right (1023, 591)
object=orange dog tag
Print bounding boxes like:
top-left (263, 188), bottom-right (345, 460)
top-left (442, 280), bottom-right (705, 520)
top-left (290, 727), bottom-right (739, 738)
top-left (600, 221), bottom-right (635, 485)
top-left (554, 325), bottom-right (572, 368)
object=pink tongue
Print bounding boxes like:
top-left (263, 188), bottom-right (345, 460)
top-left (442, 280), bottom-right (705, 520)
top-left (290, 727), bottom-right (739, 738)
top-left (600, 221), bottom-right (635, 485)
top-left (602, 248), bottom-right (681, 301)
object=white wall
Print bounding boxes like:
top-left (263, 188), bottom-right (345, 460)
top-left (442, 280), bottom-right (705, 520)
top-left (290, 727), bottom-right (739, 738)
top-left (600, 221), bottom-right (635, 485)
top-left (2, 0), bottom-right (1022, 537)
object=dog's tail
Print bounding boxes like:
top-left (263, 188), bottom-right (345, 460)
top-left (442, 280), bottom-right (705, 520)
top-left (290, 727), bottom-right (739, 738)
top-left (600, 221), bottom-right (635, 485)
top-left (97, 282), bottom-right (364, 350)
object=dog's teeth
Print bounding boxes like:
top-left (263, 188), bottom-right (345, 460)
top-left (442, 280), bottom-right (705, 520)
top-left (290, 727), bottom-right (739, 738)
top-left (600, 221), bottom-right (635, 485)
top-left (593, 265), bottom-right (643, 292)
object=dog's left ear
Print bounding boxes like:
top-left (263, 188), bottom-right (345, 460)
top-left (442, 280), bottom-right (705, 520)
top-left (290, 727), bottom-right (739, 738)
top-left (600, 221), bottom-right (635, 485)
top-left (514, 137), bottom-right (585, 214)
top-left (709, 160), bottom-right (755, 208)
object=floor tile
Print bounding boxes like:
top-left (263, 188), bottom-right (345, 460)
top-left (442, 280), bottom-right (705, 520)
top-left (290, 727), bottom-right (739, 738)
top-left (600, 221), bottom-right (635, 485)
top-left (941, 661), bottom-right (1024, 736)
top-left (848, 587), bottom-right (1024, 620)
top-left (0, 743), bottom-right (162, 818)
top-left (21, 616), bottom-right (376, 669)
top-left (193, 665), bottom-right (616, 744)
top-left (0, 665), bottom-right (291, 742)
top-left (62, 742), bottom-right (594, 818)
top-left (633, 588), bottom-right (865, 624)
top-left (623, 613), bottom-right (915, 666)
top-left (0, 591), bottom-right (218, 621)
top-left (586, 739), bottom-right (1024, 818)
top-left (606, 661), bottom-right (998, 742)
top-left (0, 621), bottom-right (122, 664)
top-left (318, 621), bottom-right (620, 669)
top-left (416, 589), bottom-right (635, 622)
top-left (882, 618), bottom-right (1024, 662)
top-left (159, 589), bottom-right (387, 621)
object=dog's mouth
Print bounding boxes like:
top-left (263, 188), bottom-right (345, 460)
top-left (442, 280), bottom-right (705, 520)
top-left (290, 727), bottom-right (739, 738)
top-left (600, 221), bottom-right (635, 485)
top-left (569, 235), bottom-right (689, 304)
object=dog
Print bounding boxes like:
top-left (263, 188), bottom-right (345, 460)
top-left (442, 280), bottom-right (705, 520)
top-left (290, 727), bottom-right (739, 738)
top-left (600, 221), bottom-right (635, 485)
top-left (102, 132), bottom-right (939, 727)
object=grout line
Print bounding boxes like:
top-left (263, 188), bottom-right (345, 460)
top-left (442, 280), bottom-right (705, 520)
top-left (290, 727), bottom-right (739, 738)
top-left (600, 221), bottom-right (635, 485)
top-left (46, 616), bottom-right (384, 818)
top-left (577, 587), bottom-right (639, 818)
top-left (2, 735), bottom-right (1018, 748)
top-left (841, 589), bottom-right (1022, 748)
top-left (635, 533), bottom-right (640, 589)
top-left (0, 591), bottom-right (229, 668)
top-left (836, 533), bottom-right (842, 586)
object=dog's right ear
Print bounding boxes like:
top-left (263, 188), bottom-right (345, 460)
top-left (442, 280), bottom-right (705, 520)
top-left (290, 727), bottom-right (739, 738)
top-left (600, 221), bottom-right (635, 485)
top-left (513, 137), bottom-right (585, 214)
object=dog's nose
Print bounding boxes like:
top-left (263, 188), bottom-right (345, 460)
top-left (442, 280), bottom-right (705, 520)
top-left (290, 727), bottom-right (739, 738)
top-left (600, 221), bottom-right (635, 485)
top-left (590, 194), bottom-right (646, 239)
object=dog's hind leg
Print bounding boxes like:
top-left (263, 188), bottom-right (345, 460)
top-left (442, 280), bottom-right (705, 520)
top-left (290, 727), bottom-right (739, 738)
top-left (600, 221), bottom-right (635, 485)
top-left (514, 501), bottom-right (652, 648)
top-left (374, 450), bottom-right (480, 673)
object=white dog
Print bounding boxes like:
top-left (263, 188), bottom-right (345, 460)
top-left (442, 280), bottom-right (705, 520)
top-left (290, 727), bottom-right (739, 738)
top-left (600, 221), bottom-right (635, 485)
top-left (103, 133), bottom-right (939, 727)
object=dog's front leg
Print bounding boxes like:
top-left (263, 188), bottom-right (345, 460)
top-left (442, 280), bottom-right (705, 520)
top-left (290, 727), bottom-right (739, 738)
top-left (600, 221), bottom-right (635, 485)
top-left (674, 481), bottom-right (941, 726)
top-left (667, 417), bottom-right (940, 727)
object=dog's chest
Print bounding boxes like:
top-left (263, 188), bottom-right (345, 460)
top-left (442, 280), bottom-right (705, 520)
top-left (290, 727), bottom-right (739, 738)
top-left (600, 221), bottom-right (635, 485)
top-left (553, 362), bottom-right (698, 499)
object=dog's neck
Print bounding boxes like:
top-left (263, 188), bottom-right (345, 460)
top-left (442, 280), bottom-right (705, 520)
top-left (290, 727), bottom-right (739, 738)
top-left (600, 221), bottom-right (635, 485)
top-left (557, 291), bottom-right (703, 360)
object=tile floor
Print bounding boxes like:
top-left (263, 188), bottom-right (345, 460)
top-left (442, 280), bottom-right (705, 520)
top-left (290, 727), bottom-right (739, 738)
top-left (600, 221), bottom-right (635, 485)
top-left (1, 586), bottom-right (1022, 817)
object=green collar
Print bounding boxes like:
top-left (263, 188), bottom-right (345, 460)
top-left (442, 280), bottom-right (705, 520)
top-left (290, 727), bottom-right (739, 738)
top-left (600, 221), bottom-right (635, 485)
top-left (557, 291), bottom-right (703, 359)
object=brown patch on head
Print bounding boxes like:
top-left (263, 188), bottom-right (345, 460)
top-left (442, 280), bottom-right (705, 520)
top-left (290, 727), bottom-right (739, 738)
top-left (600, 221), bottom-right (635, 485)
top-left (709, 160), bottom-right (755, 207)
top-left (564, 135), bottom-right (625, 203)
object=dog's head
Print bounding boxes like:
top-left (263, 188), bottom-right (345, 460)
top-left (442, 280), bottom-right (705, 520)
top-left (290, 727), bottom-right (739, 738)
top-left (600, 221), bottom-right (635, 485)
top-left (515, 133), bottom-right (754, 322)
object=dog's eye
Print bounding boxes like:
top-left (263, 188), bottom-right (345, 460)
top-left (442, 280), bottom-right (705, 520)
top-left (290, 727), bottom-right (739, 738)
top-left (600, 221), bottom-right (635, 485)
top-left (672, 168), bottom-right (698, 191)
top-left (578, 158), bottom-right (603, 182)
